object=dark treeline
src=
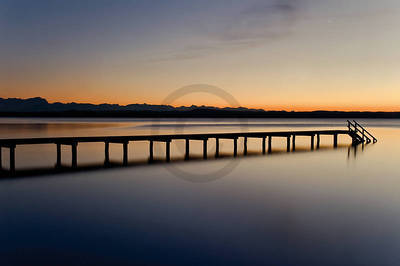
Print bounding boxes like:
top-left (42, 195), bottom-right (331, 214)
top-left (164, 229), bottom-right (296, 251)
top-left (1, 110), bottom-right (399, 118)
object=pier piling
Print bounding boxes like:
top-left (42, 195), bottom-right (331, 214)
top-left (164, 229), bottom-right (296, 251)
top-left (104, 142), bottom-right (109, 166)
top-left (311, 135), bottom-right (315, 150)
top-left (185, 139), bottom-right (190, 160)
top-left (56, 143), bottom-right (62, 167)
top-left (215, 138), bottom-right (219, 158)
top-left (292, 135), bottom-right (296, 151)
top-left (166, 141), bottom-right (171, 162)
top-left (10, 145), bottom-right (15, 174)
top-left (262, 137), bottom-right (266, 154)
top-left (203, 139), bottom-right (208, 159)
top-left (287, 136), bottom-right (291, 152)
top-left (268, 136), bottom-right (272, 153)
top-left (71, 142), bottom-right (77, 168)
top-left (244, 137), bottom-right (248, 155)
top-left (149, 140), bottom-right (154, 162)
top-left (233, 138), bottom-right (238, 157)
top-left (123, 142), bottom-right (128, 166)
top-left (334, 134), bottom-right (338, 148)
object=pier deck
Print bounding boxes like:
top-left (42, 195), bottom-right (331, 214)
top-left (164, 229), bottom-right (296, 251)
top-left (0, 121), bottom-right (377, 175)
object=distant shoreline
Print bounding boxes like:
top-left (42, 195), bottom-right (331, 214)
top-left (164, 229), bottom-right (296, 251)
top-left (1, 110), bottom-right (399, 119)
top-left (1, 97), bottom-right (399, 118)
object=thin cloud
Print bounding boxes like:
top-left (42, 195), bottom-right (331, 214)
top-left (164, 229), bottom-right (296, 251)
top-left (153, 0), bottom-right (302, 62)
top-left (220, 0), bottom-right (299, 41)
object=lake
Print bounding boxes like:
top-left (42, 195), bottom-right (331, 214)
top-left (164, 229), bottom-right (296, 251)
top-left (1, 118), bottom-right (400, 265)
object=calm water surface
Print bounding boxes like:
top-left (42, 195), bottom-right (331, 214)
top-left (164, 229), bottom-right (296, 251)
top-left (1, 118), bottom-right (400, 265)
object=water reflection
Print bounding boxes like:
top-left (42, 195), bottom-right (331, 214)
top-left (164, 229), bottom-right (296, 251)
top-left (347, 141), bottom-right (375, 161)
top-left (1, 144), bottom-right (359, 182)
top-left (2, 118), bottom-right (400, 266)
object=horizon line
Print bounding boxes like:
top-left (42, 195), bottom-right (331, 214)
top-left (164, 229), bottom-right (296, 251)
top-left (1, 96), bottom-right (400, 113)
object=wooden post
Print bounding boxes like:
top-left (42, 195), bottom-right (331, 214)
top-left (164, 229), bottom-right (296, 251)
top-left (71, 142), bottom-right (77, 168)
top-left (104, 141), bottom-right (110, 166)
top-left (215, 138), bottom-right (219, 158)
top-left (333, 134), bottom-right (338, 148)
top-left (166, 141), bottom-right (170, 162)
top-left (203, 139), bottom-right (208, 159)
top-left (268, 136), bottom-right (272, 154)
top-left (311, 135), bottom-right (315, 150)
top-left (316, 134), bottom-right (320, 149)
top-left (287, 136), bottom-right (291, 152)
top-left (0, 146), bottom-right (3, 169)
top-left (233, 138), bottom-right (238, 157)
top-left (351, 136), bottom-right (356, 146)
top-left (9, 145), bottom-right (15, 174)
top-left (123, 142), bottom-right (128, 166)
top-left (262, 137), bottom-right (266, 154)
top-left (244, 137), bottom-right (248, 155)
top-left (362, 129), bottom-right (365, 142)
top-left (149, 140), bottom-right (154, 162)
top-left (292, 135), bottom-right (296, 151)
top-left (56, 143), bottom-right (62, 167)
top-left (185, 139), bottom-right (190, 160)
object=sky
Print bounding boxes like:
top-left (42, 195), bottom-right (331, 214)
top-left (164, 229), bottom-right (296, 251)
top-left (1, 0), bottom-right (399, 111)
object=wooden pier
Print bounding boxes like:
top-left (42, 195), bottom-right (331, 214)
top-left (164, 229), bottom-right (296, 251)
top-left (0, 120), bottom-right (376, 175)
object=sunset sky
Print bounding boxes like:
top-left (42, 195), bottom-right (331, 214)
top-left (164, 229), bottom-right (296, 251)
top-left (1, 0), bottom-right (399, 111)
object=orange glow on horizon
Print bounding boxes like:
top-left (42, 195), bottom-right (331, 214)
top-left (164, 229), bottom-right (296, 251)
top-left (39, 98), bottom-right (400, 112)
top-left (2, 87), bottom-right (399, 112)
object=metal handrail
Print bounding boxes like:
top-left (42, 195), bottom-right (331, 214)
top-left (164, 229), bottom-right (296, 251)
top-left (346, 120), bottom-right (370, 143)
top-left (352, 120), bottom-right (377, 143)
top-left (347, 120), bottom-right (361, 134)
top-left (347, 120), bottom-right (377, 143)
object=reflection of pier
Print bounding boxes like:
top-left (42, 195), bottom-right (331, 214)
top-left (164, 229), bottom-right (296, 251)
top-left (0, 121), bottom-right (376, 175)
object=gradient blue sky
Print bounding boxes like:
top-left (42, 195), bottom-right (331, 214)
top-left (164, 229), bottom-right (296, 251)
top-left (1, 0), bottom-right (399, 110)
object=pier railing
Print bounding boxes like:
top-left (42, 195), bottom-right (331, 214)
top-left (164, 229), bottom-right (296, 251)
top-left (347, 120), bottom-right (377, 144)
top-left (352, 120), bottom-right (378, 143)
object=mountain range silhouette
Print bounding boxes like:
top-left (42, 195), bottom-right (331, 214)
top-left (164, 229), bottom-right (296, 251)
top-left (0, 97), bottom-right (398, 118)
